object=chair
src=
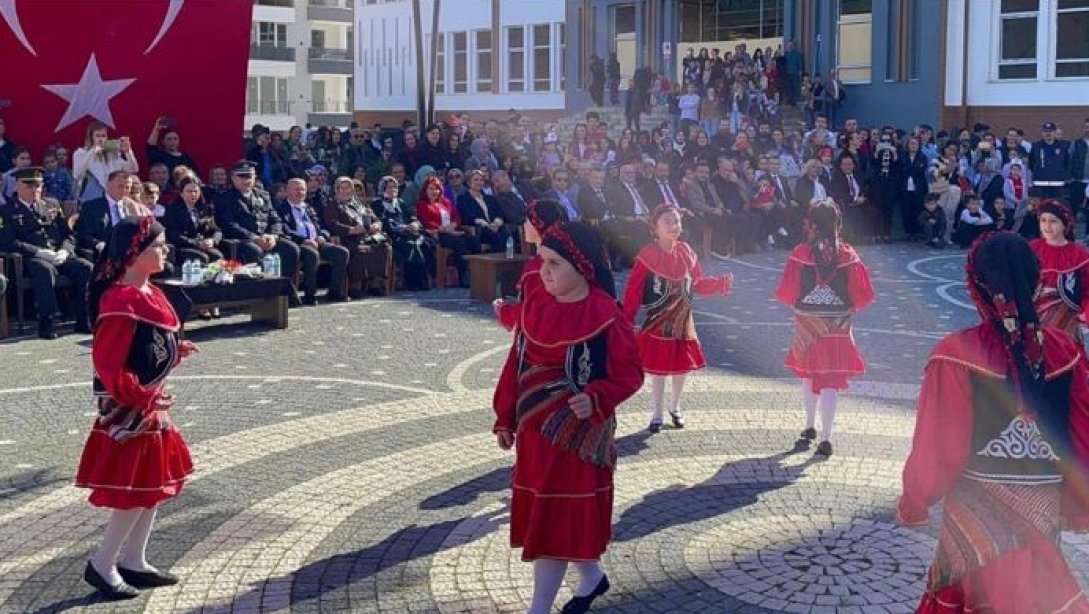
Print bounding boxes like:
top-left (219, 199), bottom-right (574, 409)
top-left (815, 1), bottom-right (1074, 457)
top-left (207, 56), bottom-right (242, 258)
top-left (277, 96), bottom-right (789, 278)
top-left (0, 250), bottom-right (73, 334)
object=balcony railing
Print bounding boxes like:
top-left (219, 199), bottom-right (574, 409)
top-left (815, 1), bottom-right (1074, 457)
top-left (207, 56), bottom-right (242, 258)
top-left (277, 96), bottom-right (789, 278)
top-left (307, 0), bottom-right (352, 22)
top-left (308, 0), bottom-right (350, 7)
top-left (257, 0), bottom-right (293, 6)
top-left (311, 99), bottom-right (352, 113)
top-left (308, 47), bottom-right (352, 61)
top-left (247, 100), bottom-right (293, 115)
top-left (250, 44), bottom-right (296, 62)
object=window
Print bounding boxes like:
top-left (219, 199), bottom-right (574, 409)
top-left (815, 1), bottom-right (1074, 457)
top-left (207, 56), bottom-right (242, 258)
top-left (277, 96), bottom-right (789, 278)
top-left (1056, 0), bottom-right (1089, 77)
top-left (837, 0), bottom-right (872, 83)
top-left (247, 76), bottom-right (290, 115)
top-left (533, 24), bottom-right (551, 92)
top-left (678, 0), bottom-right (782, 42)
top-left (453, 32), bottom-right (467, 93)
top-left (434, 33), bottom-right (446, 93)
top-left (253, 22), bottom-right (288, 47)
top-left (558, 23), bottom-right (566, 91)
top-left (476, 30), bottom-right (493, 92)
top-left (998, 0), bottom-right (1039, 79)
top-left (507, 26), bottom-right (525, 92)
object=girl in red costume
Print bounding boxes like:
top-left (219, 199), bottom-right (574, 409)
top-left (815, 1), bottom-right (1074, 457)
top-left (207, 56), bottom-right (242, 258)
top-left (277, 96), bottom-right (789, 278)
top-left (899, 231), bottom-right (1089, 614)
top-left (775, 199), bottom-right (874, 456)
top-left (1031, 199), bottom-right (1089, 344)
top-left (75, 217), bottom-right (198, 600)
top-left (494, 199), bottom-right (569, 331)
top-left (493, 222), bottom-right (644, 614)
top-left (622, 205), bottom-right (732, 432)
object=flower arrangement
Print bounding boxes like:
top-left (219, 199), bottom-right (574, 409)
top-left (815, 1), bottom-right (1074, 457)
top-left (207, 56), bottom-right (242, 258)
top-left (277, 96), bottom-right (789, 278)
top-left (202, 260), bottom-right (253, 285)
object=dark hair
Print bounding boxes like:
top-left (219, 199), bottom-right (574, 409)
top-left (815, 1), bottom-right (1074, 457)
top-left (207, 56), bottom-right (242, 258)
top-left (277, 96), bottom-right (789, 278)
top-left (107, 169), bottom-right (131, 182)
top-left (87, 217), bottom-right (165, 324)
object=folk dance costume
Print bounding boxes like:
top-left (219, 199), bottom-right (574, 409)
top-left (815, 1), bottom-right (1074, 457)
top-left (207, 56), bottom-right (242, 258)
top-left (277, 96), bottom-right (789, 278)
top-left (1030, 200), bottom-right (1089, 343)
top-left (75, 217), bottom-right (196, 600)
top-left (899, 232), bottom-right (1089, 614)
top-left (495, 199), bottom-right (570, 332)
top-left (622, 232), bottom-right (731, 432)
top-left (774, 201), bottom-right (874, 455)
top-left (493, 223), bottom-right (643, 614)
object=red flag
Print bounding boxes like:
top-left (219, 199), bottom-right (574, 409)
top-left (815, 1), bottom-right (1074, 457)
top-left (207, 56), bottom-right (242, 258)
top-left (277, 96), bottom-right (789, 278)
top-left (0, 0), bottom-right (253, 177)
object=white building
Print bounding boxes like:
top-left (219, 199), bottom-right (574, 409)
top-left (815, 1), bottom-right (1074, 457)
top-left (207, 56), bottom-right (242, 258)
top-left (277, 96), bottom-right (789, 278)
top-left (354, 0), bottom-right (567, 125)
top-left (246, 0), bottom-right (355, 132)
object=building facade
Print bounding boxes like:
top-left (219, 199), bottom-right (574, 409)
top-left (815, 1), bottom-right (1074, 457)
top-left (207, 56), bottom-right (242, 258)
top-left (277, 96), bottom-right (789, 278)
top-left (247, 0), bottom-right (355, 132)
top-left (353, 0), bottom-right (567, 125)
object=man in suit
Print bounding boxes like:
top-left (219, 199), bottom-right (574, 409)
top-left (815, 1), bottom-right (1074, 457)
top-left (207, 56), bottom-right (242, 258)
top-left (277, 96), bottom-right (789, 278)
top-left (215, 161), bottom-right (300, 284)
top-left (276, 178), bottom-right (348, 305)
top-left (0, 167), bottom-right (92, 338)
top-left (491, 170), bottom-right (528, 249)
top-left (639, 160), bottom-right (686, 210)
top-left (830, 153), bottom-right (871, 242)
top-left (74, 170), bottom-right (133, 260)
top-left (685, 160), bottom-right (734, 257)
top-left (764, 156), bottom-right (804, 243)
top-left (604, 163), bottom-right (652, 267)
top-left (576, 163), bottom-right (610, 224)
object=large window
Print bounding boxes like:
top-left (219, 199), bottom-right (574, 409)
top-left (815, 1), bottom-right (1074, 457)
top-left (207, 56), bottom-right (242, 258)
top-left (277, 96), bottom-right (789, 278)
top-left (558, 23), bottom-right (566, 91)
top-left (1056, 0), bottom-right (1089, 77)
top-left (507, 26), bottom-right (525, 92)
top-left (433, 33), bottom-right (446, 94)
top-left (837, 0), bottom-right (872, 83)
top-left (253, 22), bottom-right (288, 47)
top-left (999, 0), bottom-right (1039, 79)
top-left (247, 76), bottom-right (290, 115)
top-left (452, 32), bottom-right (467, 93)
top-left (678, 0), bottom-right (783, 42)
top-left (532, 25), bottom-right (551, 92)
top-left (476, 30), bottom-right (493, 92)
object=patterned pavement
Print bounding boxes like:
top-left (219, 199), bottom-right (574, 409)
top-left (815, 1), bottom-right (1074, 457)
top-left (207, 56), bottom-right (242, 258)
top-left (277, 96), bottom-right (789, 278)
top-left (1, 242), bottom-right (1086, 614)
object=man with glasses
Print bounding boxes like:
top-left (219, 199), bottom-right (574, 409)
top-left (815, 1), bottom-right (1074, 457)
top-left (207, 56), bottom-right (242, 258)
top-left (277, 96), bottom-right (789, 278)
top-left (0, 167), bottom-right (92, 338)
top-left (543, 170), bottom-right (578, 221)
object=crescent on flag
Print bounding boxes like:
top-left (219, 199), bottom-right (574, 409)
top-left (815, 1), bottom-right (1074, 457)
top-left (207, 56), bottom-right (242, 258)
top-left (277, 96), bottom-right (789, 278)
top-left (144, 0), bottom-right (185, 54)
top-left (0, 0), bottom-right (37, 55)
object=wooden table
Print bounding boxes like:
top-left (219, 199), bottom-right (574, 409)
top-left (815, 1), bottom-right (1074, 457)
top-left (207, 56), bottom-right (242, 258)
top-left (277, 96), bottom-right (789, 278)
top-left (155, 276), bottom-right (299, 330)
top-left (465, 253), bottom-right (533, 302)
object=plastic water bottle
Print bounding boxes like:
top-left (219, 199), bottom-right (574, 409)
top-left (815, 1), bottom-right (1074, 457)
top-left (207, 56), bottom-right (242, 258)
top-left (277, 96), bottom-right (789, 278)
top-left (505, 236), bottom-right (514, 259)
top-left (182, 260), bottom-right (196, 285)
top-left (262, 253), bottom-right (275, 277)
top-left (271, 253), bottom-right (281, 277)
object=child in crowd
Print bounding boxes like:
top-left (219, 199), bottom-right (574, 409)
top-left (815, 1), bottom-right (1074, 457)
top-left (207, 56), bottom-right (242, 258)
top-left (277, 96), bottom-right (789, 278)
top-left (918, 193), bottom-right (947, 248)
top-left (992, 195), bottom-right (1012, 230)
top-left (954, 195), bottom-right (996, 248)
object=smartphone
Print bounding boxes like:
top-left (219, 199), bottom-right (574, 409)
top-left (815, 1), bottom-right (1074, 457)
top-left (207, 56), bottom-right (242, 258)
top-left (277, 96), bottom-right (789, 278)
top-left (162, 117), bottom-right (178, 130)
top-left (103, 139), bottom-right (120, 151)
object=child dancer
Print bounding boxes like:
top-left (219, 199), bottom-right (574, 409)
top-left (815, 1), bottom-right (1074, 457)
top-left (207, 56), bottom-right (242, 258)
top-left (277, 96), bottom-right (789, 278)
top-left (622, 205), bottom-right (733, 432)
top-left (494, 199), bottom-right (570, 331)
top-left (493, 222), bottom-right (643, 614)
top-left (76, 217), bottom-right (198, 599)
top-left (774, 200), bottom-right (874, 456)
top-left (1030, 199), bottom-right (1089, 345)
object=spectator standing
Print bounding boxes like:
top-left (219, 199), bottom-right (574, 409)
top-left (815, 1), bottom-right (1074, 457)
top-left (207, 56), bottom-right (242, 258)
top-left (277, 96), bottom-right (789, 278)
top-left (42, 149), bottom-right (74, 204)
top-left (1069, 118), bottom-right (1089, 215)
top-left (73, 122), bottom-right (139, 203)
top-left (146, 117), bottom-right (200, 181)
top-left (589, 55), bottom-right (606, 107)
top-left (823, 70), bottom-right (846, 130)
top-left (607, 53), bottom-right (622, 105)
top-left (900, 137), bottom-right (929, 238)
top-left (783, 41), bottom-right (804, 106)
top-left (1030, 121), bottom-right (1071, 199)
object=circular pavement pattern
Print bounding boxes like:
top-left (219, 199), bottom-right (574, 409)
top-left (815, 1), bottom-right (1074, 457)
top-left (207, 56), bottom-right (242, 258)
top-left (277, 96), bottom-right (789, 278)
top-left (1, 244), bottom-right (1086, 614)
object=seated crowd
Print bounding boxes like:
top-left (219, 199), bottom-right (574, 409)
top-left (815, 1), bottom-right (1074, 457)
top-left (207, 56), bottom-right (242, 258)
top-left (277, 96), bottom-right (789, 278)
top-left (0, 104), bottom-right (1087, 341)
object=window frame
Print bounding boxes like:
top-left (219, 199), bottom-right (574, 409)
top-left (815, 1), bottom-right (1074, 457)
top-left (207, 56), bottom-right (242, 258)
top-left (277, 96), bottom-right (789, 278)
top-left (836, 0), bottom-right (873, 84)
top-left (505, 25), bottom-right (527, 94)
top-left (1052, 0), bottom-right (1089, 79)
top-left (995, 0), bottom-right (1041, 81)
top-left (475, 29), bottom-right (493, 93)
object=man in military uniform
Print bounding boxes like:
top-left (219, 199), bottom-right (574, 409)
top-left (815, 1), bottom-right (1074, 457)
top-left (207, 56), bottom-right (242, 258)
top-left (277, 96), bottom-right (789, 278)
top-left (0, 167), bottom-right (92, 339)
top-left (214, 160), bottom-right (300, 282)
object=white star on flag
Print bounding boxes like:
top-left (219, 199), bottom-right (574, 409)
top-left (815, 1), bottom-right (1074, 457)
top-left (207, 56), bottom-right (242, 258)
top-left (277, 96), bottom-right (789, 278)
top-left (41, 54), bottom-right (136, 132)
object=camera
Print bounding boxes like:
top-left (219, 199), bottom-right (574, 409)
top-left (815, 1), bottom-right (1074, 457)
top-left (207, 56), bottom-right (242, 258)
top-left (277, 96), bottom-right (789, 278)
top-left (102, 139), bottom-right (120, 152)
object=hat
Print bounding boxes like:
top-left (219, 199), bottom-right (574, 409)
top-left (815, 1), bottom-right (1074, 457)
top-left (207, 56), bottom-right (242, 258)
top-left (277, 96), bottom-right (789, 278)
top-left (13, 166), bottom-right (45, 184)
top-left (230, 160), bottom-right (256, 176)
top-left (306, 164), bottom-right (327, 176)
top-left (1043, 121), bottom-right (1057, 131)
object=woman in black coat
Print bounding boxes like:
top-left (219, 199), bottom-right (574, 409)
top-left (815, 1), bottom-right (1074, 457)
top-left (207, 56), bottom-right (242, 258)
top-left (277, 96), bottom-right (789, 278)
top-left (373, 175), bottom-right (435, 291)
top-left (455, 169), bottom-right (511, 250)
top-left (899, 137), bottom-right (929, 238)
top-left (163, 177), bottom-right (223, 265)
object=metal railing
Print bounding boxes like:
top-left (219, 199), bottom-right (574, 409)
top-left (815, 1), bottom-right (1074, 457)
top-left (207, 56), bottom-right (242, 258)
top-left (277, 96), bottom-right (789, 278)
top-left (250, 44), bottom-right (296, 62)
top-left (308, 0), bottom-right (351, 6)
top-left (247, 100), bottom-right (293, 115)
top-left (311, 100), bottom-right (352, 113)
top-left (257, 0), bottom-right (294, 6)
top-left (308, 47), bottom-right (352, 61)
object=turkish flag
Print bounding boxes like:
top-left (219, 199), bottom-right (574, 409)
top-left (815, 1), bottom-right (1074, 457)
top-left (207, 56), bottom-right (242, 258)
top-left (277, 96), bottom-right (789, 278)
top-left (0, 0), bottom-right (253, 178)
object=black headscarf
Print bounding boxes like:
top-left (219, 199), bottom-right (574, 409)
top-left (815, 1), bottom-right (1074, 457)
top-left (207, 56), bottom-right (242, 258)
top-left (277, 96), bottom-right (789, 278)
top-left (1037, 199), bottom-right (1076, 241)
top-left (526, 198), bottom-right (569, 237)
top-left (965, 231), bottom-right (1045, 413)
top-left (541, 221), bottom-right (616, 298)
top-left (805, 199), bottom-right (842, 281)
top-left (87, 216), bottom-right (165, 323)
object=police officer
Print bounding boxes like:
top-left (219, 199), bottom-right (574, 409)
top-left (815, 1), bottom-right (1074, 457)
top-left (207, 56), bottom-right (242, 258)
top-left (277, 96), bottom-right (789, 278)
top-left (0, 167), bottom-right (92, 338)
top-left (1031, 121), bottom-right (1071, 200)
top-left (215, 160), bottom-right (300, 283)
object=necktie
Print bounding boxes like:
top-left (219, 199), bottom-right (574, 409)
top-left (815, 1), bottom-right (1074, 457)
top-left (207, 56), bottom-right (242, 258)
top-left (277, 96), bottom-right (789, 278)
top-left (298, 207), bottom-right (313, 240)
top-left (627, 184), bottom-right (646, 216)
top-left (660, 182), bottom-right (677, 207)
top-left (848, 174), bottom-right (858, 199)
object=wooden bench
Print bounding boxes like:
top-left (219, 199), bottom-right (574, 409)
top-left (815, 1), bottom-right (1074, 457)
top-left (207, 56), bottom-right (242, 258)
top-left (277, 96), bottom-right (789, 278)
top-left (464, 252), bottom-right (533, 302)
top-left (155, 277), bottom-right (294, 331)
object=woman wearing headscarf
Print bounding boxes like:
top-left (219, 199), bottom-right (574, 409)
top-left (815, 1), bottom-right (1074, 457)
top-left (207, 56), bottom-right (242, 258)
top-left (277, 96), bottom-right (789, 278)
top-left (75, 217), bottom-right (198, 600)
top-left (774, 199), bottom-right (875, 456)
top-left (899, 231), bottom-right (1089, 614)
top-left (492, 222), bottom-right (642, 614)
top-left (1031, 200), bottom-right (1089, 344)
top-left (401, 165), bottom-right (436, 211)
top-left (374, 175), bottom-right (434, 291)
top-left (493, 199), bottom-right (569, 331)
top-left (324, 176), bottom-right (391, 298)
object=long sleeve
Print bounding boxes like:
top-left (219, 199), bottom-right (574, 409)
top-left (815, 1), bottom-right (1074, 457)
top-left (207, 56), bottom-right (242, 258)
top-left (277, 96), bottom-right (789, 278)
top-left (72, 148), bottom-right (93, 184)
top-left (491, 343), bottom-right (520, 433)
top-left (621, 259), bottom-right (650, 323)
top-left (496, 302), bottom-right (523, 332)
top-left (691, 259), bottom-right (732, 296)
top-left (92, 316), bottom-right (163, 413)
top-left (775, 251), bottom-right (805, 306)
top-left (897, 358), bottom-right (974, 524)
top-left (583, 318), bottom-right (645, 427)
top-left (1063, 357), bottom-right (1089, 530)
top-left (846, 260), bottom-right (875, 311)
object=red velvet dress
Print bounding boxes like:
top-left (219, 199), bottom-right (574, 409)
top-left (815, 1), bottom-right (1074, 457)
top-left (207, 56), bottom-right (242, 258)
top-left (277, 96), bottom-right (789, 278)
top-left (775, 243), bottom-right (874, 392)
top-left (1031, 239), bottom-right (1089, 339)
top-left (75, 284), bottom-right (194, 510)
top-left (496, 256), bottom-right (541, 332)
top-left (622, 241), bottom-right (731, 375)
top-left (493, 287), bottom-right (644, 562)
top-left (899, 326), bottom-right (1089, 614)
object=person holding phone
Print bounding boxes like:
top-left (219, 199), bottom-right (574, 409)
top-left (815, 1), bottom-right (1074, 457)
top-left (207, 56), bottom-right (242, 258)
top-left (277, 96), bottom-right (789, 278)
top-left (74, 121), bottom-right (138, 204)
top-left (146, 117), bottom-right (199, 183)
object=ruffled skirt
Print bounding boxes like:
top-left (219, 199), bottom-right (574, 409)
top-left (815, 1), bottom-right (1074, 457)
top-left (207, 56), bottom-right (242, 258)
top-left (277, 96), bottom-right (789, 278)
top-left (75, 423), bottom-right (193, 509)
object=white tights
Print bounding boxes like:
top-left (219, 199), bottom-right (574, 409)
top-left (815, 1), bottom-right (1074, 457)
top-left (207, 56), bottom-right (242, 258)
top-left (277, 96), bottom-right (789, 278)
top-left (649, 374), bottom-right (688, 423)
top-left (527, 559), bottom-right (605, 614)
top-left (90, 506), bottom-right (160, 586)
top-left (801, 379), bottom-right (839, 442)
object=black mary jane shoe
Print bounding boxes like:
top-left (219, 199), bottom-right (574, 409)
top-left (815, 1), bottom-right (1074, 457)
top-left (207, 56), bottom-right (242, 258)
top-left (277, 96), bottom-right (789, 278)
top-left (83, 562), bottom-right (140, 600)
top-left (647, 421), bottom-right (662, 434)
top-left (800, 427), bottom-right (817, 440)
top-left (816, 440), bottom-right (834, 457)
top-left (561, 574), bottom-right (610, 614)
top-left (117, 566), bottom-right (180, 588)
top-left (198, 310), bottom-right (214, 320)
top-left (669, 411), bottom-right (685, 429)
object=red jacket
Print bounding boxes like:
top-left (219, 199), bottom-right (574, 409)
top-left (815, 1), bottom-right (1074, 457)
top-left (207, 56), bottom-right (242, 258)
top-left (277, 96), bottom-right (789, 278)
top-left (416, 197), bottom-right (461, 232)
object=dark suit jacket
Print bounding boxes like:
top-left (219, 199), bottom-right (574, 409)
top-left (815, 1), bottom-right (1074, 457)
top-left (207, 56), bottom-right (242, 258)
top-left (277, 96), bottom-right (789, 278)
top-left (455, 191), bottom-right (505, 226)
top-left (638, 179), bottom-right (687, 210)
top-left (901, 151), bottom-right (929, 193)
top-left (829, 170), bottom-right (868, 209)
top-left (163, 201), bottom-right (221, 249)
top-left (577, 185), bottom-right (610, 221)
top-left (214, 188), bottom-right (284, 241)
top-left (793, 175), bottom-right (828, 207)
top-left (74, 197), bottom-right (114, 252)
top-left (606, 181), bottom-right (645, 218)
top-left (764, 173), bottom-right (795, 204)
top-left (275, 200), bottom-right (331, 243)
top-left (494, 190), bottom-right (528, 227)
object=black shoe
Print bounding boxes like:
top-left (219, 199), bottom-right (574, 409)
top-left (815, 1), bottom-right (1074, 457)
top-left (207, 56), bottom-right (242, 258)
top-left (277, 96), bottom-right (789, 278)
top-left (800, 427), bottom-right (817, 440)
top-left (117, 566), bottom-right (179, 588)
top-left (561, 574), bottom-right (610, 614)
top-left (303, 295), bottom-right (319, 306)
top-left (73, 316), bottom-right (93, 335)
top-left (669, 411), bottom-right (685, 429)
top-left (38, 318), bottom-right (58, 340)
top-left (326, 292), bottom-right (348, 303)
top-left (367, 285), bottom-right (387, 297)
top-left (83, 562), bottom-right (140, 600)
top-left (647, 421), bottom-right (662, 433)
top-left (816, 440), bottom-right (833, 456)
